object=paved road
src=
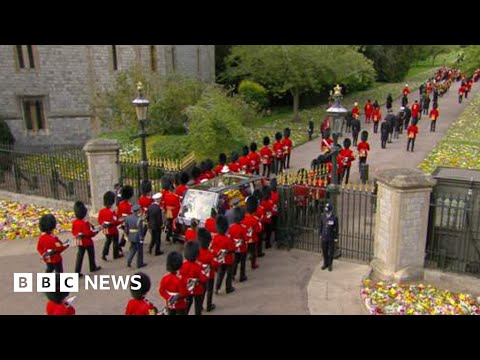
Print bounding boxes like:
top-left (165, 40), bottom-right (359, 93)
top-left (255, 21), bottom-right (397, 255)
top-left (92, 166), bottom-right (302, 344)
top-left (290, 81), bottom-right (480, 183)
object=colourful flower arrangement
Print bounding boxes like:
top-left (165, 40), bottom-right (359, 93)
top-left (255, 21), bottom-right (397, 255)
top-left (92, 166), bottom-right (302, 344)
top-left (361, 279), bottom-right (480, 315)
top-left (0, 200), bottom-right (74, 241)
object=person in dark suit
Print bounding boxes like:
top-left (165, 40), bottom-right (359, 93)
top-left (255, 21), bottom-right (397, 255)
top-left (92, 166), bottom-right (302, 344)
top-left (319, 203), bottom-right (339, 272)
top-left (148, 193), bottom-right (164, 256)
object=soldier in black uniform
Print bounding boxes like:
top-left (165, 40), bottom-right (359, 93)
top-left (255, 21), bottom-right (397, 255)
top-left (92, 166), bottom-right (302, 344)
top-left (350, 115), bottom-right (361, 147)
top-left (319, 203), bottom-right (339, 272)
top-left (147, 193), bottom-right (164, 256)
top-left (308, 119), bottom-right (314, 141)
top-left (380, 120), bottom-right (389, 149)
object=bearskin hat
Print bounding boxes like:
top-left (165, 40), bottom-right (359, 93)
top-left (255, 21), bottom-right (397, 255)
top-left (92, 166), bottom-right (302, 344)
top-left (250, 142), bottom-right (257, 152)
top-left (161, 177), bottom-right (172, 191)
top-left (191, 166), bottom-right (202, 180)
top-left (275, 132), bottom-right (282, 141)
top-left (231, 151), bottom-right (239, 162)
top-left (46, 272), bottom-right (69, 304)
top-left (284, 128), bottom-right (291, 138)
top-left (103, 191), bottom-right (116, 207)
top-left (263, 136), bottom-right (270, 146)
top-left (246, 196), bottom-right (258, 214)
top-left (198, 228), bottom-right (212, 250)
top-left (270, 178), bottom-right (278, 191)
top-left (216, 215), bottom-right (229, 235)
top-left (200, 160), bottom-right (208, 172)
top-left (140, 180), bottom-right (152, 195)
top-left (233, 206), bottom-right (244, 224)
top-left (343, 138), bottom-right (352, 149)
top-left (166, 251), bottom-right (183, 273)
top-left (130, 272), bottom-right (151, 300)
top-left (121, 185), bottom-right (134, 200)
top-left (39, 214), bottom-right (56, 233)
top-left (262, 185), bottom-right (271, 200)
top-left (361, 130), bottom-right (369, 142)
top-left (205, 159), bottom-right (214, 171)
top-left (177, 171), bottom-right (188, 186)
top-left (74, 201), bottom-right (87, 220)
top-left (184, 241), bottom-right (200, 262)
top-left (219, 153), bottom-right (227, 165)
top-left (242, 146), bottom-right (249, 156)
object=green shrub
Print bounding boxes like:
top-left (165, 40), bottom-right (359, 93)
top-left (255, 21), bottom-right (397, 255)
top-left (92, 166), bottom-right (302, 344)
top-left (238, 80), bottom-right (270, 110)
top-left (186, 87), bottom-right (249, 160)
top-left (0, 117), bottom-right (15, 145)
top-left (147, 135), bottom-right (191, 159)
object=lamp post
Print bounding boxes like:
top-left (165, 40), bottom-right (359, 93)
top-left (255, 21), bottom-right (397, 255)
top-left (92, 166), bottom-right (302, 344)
top-left (132, 81), bottom-right (150, 182)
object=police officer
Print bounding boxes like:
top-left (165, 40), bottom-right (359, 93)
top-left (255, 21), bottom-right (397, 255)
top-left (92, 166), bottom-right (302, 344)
top-left (319, 203), bottom-right (338, 272)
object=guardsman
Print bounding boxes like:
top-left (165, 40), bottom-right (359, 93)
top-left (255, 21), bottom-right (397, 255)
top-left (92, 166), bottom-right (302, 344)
top-left (99, 191), bottom-right (122, 261)
top-left (138, 180), bottom-right (153, 214)
top-left (211, 216), bottom-right (236, 295)
top-left (228, 151), bottom-right (241, 173)
top-left (197, 228), bottom-right (216, 312)
top-left (352, 102), bottom-right (360, 120)
top-left (282, 128), bottom-right (293, 169)
top-left (429, 104), bottom-right (440, 132)
top-left (241, 196), bottom-right (262, 270)
top-left (229, 207), bottom-right (248, 282)
top-left (364, 99), bottom-right (373, 123)
top-left (407, 119), bottom-right (419, 152)
top-left (125, 272), bottom-right (158, 315)
top-left (175, 172), bottom-right (190, 200)
top-left (239, 146), bottom-right (251, 174)
top-left (215, 153), bottom-right (228, 176)
top-left (411, 100), bottom-right (420, 121)
top-left (159, 251), bottom-right (188, 315)
top-left (248, 142), bottom-right (261, 175)
top-left (357, 131), bottom-right (370, 166)
top-left (372, 107), bottom-right (382, 134)
top-left (339, 138), bottom-right (355, 185)
top-left (273, 132), bottom-right (284, 175)
top-left (180, 241), bottom-right (207, 315)
top-left (117, 185), bottom-right (134, 252)
top-left (45, 272), bottom-right (76, 315)
top-left (161, 177), bottom-right (181, 243)
top-left (260, 136), bottom-right (273, 177)
top-left (37, 214), bottom-right (69, 273)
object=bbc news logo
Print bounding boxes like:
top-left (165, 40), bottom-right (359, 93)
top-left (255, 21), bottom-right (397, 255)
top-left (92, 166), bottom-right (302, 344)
top-left (13, 273), bottom-right (141, 293)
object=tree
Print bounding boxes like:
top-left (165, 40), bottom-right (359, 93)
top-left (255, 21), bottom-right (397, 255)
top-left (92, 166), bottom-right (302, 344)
top-left (459, 45), bottom-right (480, 74)
top-left (360, 45), bottom-right (416, 82)
top-left (186, 87), bottom-right (250, 160)
top-left (414, 45), bottom-right (458, 65)
top-left (223, 45), bottom-right (375, 121)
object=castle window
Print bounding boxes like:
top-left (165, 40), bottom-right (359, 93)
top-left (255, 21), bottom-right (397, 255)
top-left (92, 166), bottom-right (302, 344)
top-left (22, 97), bottom-right (47, 133)
top-left (112, 45), bottom-right (118, 71)
top-left (150, 45), bottom-right (157, 72)
top-left (15, 45), bottom-right (36, 69)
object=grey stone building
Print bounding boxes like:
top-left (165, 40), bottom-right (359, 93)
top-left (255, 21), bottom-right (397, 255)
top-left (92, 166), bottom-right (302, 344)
top-left (0, 45), bottom-right (215, 147)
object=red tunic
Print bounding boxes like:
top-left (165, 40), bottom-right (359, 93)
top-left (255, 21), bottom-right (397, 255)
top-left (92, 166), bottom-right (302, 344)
top-left (72, 219), bottom-right (96, 247)
top-left (179, 260), bottom-right (207, 296)
top-left (184, 228), bottom-right (196, 242)
top-left (260, 199), bottom-right (274, 224)
top-left (37, 234), bottom-right (67, 264)
top-left (161, 191), bottom-right (181, 219)
top-left (403, 86), bottom-right (410, 96)
top-left (339, 148), bottom-right (355, 167)
top-left (198, 248), bottom-right (216, 279)
top-left (411, 104), bottom-right (420, 118)
top-left (429, 108), bottom-right (439, 121)
top-left (204, 217), bottom-right (217, 234)
top-left (372, 108), bottom-right (382, 122)
top-left (273, 141), bottom-right (284, 159)
top-left (321, 137), bottom-right (334, 153)
top-left (357, 142), bottom-right (370, 160)
top-left (241, 213), bottom-right (262, 244)
top-left (352, 106), bottom-right (360, 118)
top-left (175, 184), bottom-right (189, 199)
top-left (259, 146), bottom-right (273, 165)
top-left (214, 164), bottom-right (225, 176)
top-left (364, 102), bottom-right (373, 118)
top-left (138, 196), bottom-right (153, 213)
top-left (210, 234), bottom-right (236, 266)
top-left (159, 273), bottom-right (187, 310)
top-left (238, 155), bottom-right (251, 173)
top-left (117, 200), bottom-right (132, 218)
top-left (270, 191), bottom-right (279, 216)
top-left (46, 301), bottom-right (75, 315)
top-left (98, 207), bottom-right (120, 236)
top-left (281, 137), bottom-right (293, 155)
top-left (228, 223), bottom-right (248, 254)
top-left (407, 125), bottom-right (419, 139)
top-left (248, 151), bottom-right (261, 171)
top-left (125, 298), bottom-right (157, 315)
top-left (228, 162), bottom-right (241, 173)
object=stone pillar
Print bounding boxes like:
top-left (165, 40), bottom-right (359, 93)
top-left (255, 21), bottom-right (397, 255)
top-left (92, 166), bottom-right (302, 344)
top-left (371, 168), bottom-right (436, 282)
top-left (83, 139), bottom-right (121, 215)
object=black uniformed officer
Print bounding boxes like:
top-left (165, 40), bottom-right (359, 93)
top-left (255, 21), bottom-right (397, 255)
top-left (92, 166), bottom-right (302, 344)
top-left (319, 203), bottom-right (339, 272)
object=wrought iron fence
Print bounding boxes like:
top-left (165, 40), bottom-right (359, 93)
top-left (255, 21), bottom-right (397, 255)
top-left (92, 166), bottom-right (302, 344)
top-left (425, 190), bottom-right (480, 276)
top-left (0, 144), bottom-right (90, 204)
top-left (277, 181), bottom-right (376, 263)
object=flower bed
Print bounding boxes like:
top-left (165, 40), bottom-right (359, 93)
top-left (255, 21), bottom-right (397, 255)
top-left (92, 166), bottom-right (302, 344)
top-left (361, 279), bottom-right (480, 315)
top-left (0, 200), bottom-right (74, 241)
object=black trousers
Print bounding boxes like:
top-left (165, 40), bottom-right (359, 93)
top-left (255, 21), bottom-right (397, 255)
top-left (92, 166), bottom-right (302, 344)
top-left (257, 231), bottom-right (265, 256)
top-left (233, 252), bottom-right (247, 280)
top-left (430, 120), bottom-right (436, 132)
top-left (373, 122), bottom-right (379, 133)
top-left (407, 138), bottom-right (416, 152)
top-left (459, 95), bottom-right (463, 103)
top-left (46, 262), bottom-right (63, 273)
top-left (202, 278), bottom-right (215, 309)
top-left (216, 264), bottom-right (233, 292)
top-left (342, 166), bottom-right (351, 184)
top-left (359, 157), bottom-right (367, 166)
top-left (248, 243), bottom-right (257, 267)
top-left (263, 222), bottom-right (273, 248)
top-left (352, 132), bottom-right (359, 146)
top-left (165, 219), bottom-right (173, 241)
top-left (102, 234), bottom-right (120, 258)
top-left (262, 164), bottom-right (270, 177)
top-left (75, 245), bottom-right (97, 273)
top-left (381, 137), bottom-right (387, 149)
top-left (149, 228), bottom-right (162, 254)
top-left (404, 118), bottom-right (410, 130)
top-left (284, 153), bottom-right (291, 169)
top-left (275, 158), bottom-right (284, 175)
top-left (186, 294), bottom-right (203, 315)
top-left (465, 91), bottom-right (469, 99)
top-left (169, 309), bottom-right (186, 315)
top-left (321, 240), bottom-right (335, 267)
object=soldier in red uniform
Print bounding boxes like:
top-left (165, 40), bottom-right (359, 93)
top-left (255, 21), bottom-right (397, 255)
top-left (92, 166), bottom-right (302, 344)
top-left (211, 216), bottom-right (236, 294)
top-left (239, 146), bottom-right (251, 174)
top-left (72, 201), bottom-right (101, 277)
top-left (204, 208), bottom-right (217, 235)
top-left (214, 153), bottom-right (228, 176)
top-left (429, 105), bottom-right (440, 132)
top-left (138, 180), bottom-right (153, 214)
top-left (190, 166), bottom-right (202, 185)
top-left (37, 214), bottom-right (69, 273)
top-left (339, 138), bottom-right (355, 185)
top-left (184, 219), bottom-right (198, 242)
top-left (411, 100), bottom-right (421, 121)
top-left (180, 241), bottom-right (207, 315)
top-left (321, 129), bottom-right (334, 154)
top-left (117, 185), bottom-right (134, 251)
top-left (125, 272), bottom-right (158, 315)
top-left (269, 178), bottom-right (279, 245)
top-left (364, 99), bottom-right (373, 123)
top-left (45, 272), bottom-right (75, 315)
top-left (228, 151), bottom-right (241, 173)
top-left (282, 128), bottom-right (293, 169)
top-left (465, 79), bottom-right (472, 99)
top-left (352, 102), bottom-right (360, 120)
top-left (407, 119), bottom-right (419, 152)
top-left (229, 207), bottom-right (248, 282)
top-left (273, 132), bottom-right (284, 175)
top-left (248, 142), bottom-right (261, 175)
top-left (99, 191), bottom-right (122, 261)
top-left (357, 131), bottom-right (370, 166)
top-left (260, 136), bottom-right (273, 177)
top-left (175, 172), bottom-right (190, 200)
top-left (253, 190), bottom-right (266, 257)
top-left (372, 107), bottom-right (382, 134)
top-left (197, 228), bottom-right (216, 312)
top-left (161, 178), bottom-right (181, 243)
top-left (403, 84), bottom-right (410, 96)
top-left (260, 186), bottom-right (275, 249)
top-left (159, 251), bottom-right (188, 315)
top-left (242, 196), bottom-right (262, 270)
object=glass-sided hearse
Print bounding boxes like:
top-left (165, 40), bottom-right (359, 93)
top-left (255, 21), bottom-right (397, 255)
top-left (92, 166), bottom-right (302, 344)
top-left (173, 174), bottom-right (266, 242)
